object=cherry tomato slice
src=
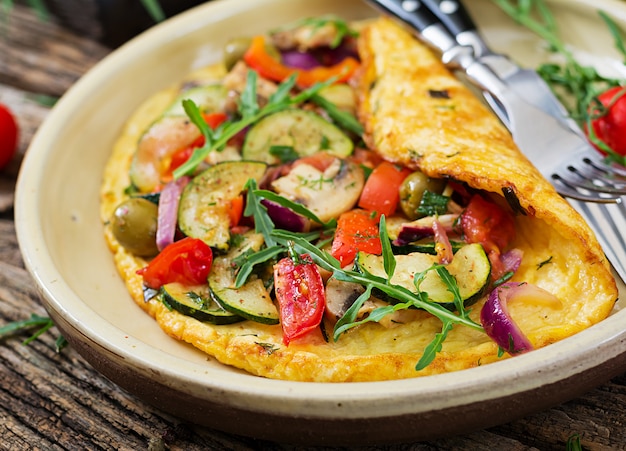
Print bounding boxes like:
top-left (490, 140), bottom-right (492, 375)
top-left (137, 237), bottom-right (213, 289)
top-left (0, 104), bottom-right (19, 170)
top-left (358, 161), bottom-right (411, 218)
top-left (274, 253), bottom-right (325, 345)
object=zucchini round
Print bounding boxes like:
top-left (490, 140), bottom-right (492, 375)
top-left (178, 161), bottom-right (267, 249)
top-left (355, 243), bottom-right (491, 309)
top-left (242, 109), bottom-right (353, 164)
top-left (161, 283), bottom-right (243, 325)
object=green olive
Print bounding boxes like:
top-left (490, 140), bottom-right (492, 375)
top-left (223, 37), bottom-right (253, 71)
top-left (399, 172), bottom-right (447, 220)
top-left (110, 198), bottom-right (159, 257)
top-left (223, 37), bottom-right (282, 71)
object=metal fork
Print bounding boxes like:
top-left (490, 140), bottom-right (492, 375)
top-left (366, 0), bottom-right (626, 282)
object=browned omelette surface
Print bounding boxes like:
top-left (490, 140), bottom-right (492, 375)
top-left (100, 18), bottom-right (618, 382)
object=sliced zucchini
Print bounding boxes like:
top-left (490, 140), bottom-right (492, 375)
top-left (355, 243), bottom-right (491, 309)
top-left (178, 161), bottom-right (267, 249)
top-left (242, 109), bottom-right (353, 164)
top-left (208, 232), bottom-right (279, 325)
top-left (317, 83), bottom-right (357, 114)
top-left (164, 84), bottom-right (228, 116)
top-left (161, 283), bottom-right (243, 325)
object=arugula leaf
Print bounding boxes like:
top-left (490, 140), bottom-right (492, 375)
top-left (244, 179), bottom-right (276, 247)
top-left (332, 284), bottom-right (373, 340)
top-left (434, 265), bottom-right (468, 318)
top-left (174, 72), bottom-right (333, 178)
top-left (379, 215), bottom-right (396, 280)
top-left (415, 321), bottom-right (454, 371)
top-left (253, 188), bottom-right (337, 228)
top-left (417, 190), bottom-right (449, 216)
top-left (310, 93), bottom-right (364, 136)
top-left (272, 229), bottom-right (483, 332)
top-left (234, 245), bottom-right (284, 288)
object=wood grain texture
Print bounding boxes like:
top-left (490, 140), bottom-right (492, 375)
top-left (1, 3), bottom-right (625, 449)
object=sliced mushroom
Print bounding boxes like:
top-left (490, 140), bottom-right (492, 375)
top-left (271, 158), bottom-right (364, 224)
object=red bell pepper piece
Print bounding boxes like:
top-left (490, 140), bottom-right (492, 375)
top-left (274, 252), bottom-right (325, 345)
top-left (331, 209), bottom-right (382, 267)
top-left (137, 237), bottom-right (213, 289)
top-left (243, 35), bottom-right (359, 87)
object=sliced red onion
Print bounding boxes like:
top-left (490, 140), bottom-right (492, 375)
top-left (500, 248), bottom-right (524, 274)
top-left (481, 282), bottom-right (536, 355)
top-left (315, 41), bottom-right (359, 66)
top-left (281, 50), bottom-right (320, 69)
top-left (261, 199), bottom-right (310, 232)
top-left (394, 214), bottom-right (460, 246)
top-left (432, 219), bottom-right (453, 264)
top-left (156, 177), bottom-right (189, 251)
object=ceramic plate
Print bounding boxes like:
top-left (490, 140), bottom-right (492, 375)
top-left (15, 0), bottom-right (626, 445)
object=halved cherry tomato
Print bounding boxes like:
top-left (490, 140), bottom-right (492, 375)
top-left (137, 237), bottom-right (213, 289)
top-left (243, 35), bottom-right (359, 87)
top-left (358, 161), bottom-right (411, 218)
top-left (331, 209), bottom-right (382, 267)
top-left (0, 103), bottom-right (19, 170)
top-left (588, 86), bottom-right (626, 159)
top-left (274, 253), bottom-right (325, 345)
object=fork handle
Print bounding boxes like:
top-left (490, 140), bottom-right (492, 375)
top-left (366, 0), bottom-right (440, 31)
top-left (420, 0), bottom-right (476, 35)
top-left (420, 0), bottom-right (492, 56)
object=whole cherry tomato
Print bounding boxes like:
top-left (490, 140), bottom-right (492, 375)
top-left (0, 103), bottom-right (19, 170)
top-left (137, 237), bottom-right (213, 289)
top-left (588, 86), bottom-right (626, 158)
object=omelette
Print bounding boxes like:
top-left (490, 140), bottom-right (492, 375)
top-left (100, 17), bottom-right (618, 382)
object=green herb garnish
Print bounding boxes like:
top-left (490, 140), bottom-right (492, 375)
top-left (0, 314), bottom-right (68, 352)
top-left (174, 71), bottom-right (334, 178)
top-left (272, 223), bottom-right (484, 370)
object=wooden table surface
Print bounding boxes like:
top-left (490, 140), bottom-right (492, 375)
top-left (1, 4), bottom-right (626, 450)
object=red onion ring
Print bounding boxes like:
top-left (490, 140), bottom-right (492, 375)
top-left (480, 282), bottom-right (535, 355)
top-left (280, 50), bottom-right (320, 69)
top-left (156, 177), bottom-right (189, 251)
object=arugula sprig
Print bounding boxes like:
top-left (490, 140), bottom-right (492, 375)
top-left (271, 218), bottom-right (484, 370)
top-left (492, 0), bottom-right (626, 165)
top-left (236, 179), bottom-right (336, 288)
top-left (174, 71), bottom-right (334, 178)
